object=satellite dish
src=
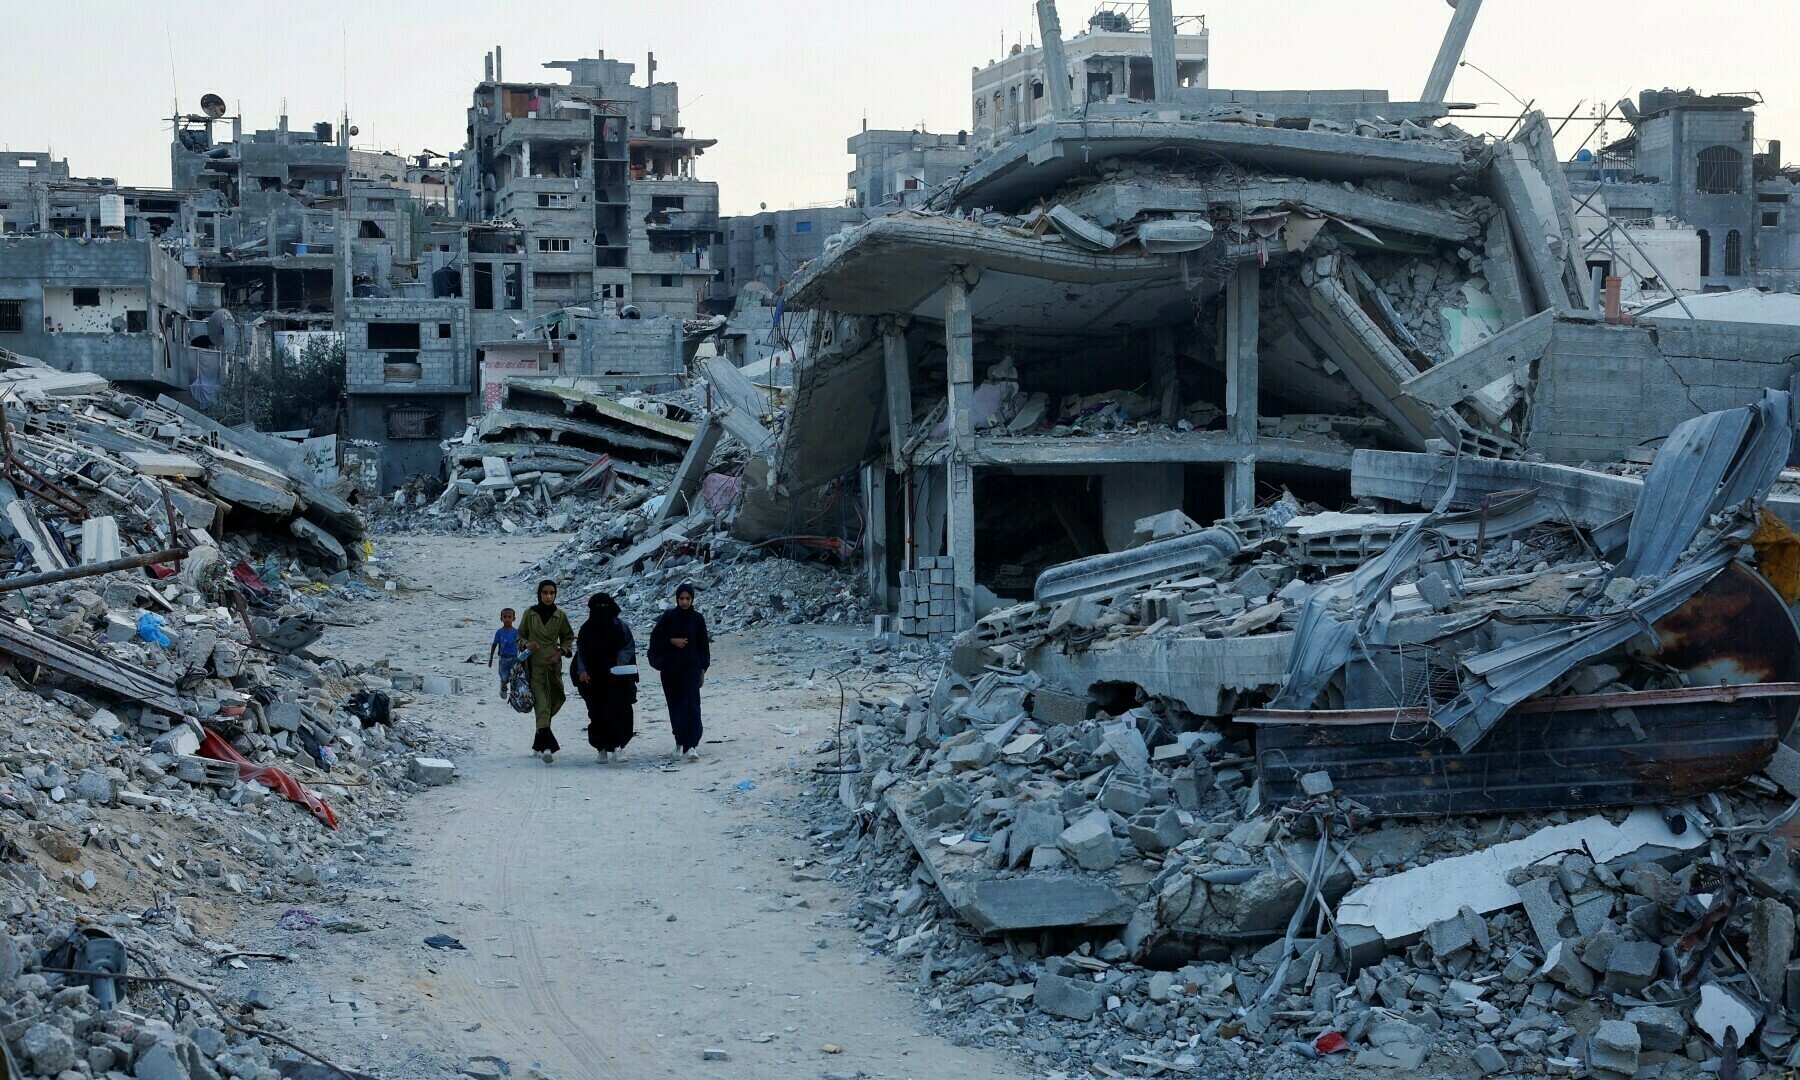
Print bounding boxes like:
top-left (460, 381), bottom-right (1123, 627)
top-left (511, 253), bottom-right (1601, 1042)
top-left (348, 125), bottom-right (360, 136)
top-left (200, 94), bottom-right (227, 119)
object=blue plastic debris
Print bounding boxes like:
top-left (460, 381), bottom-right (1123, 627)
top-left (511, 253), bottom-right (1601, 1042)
top-left (136, 613), bottom-right (171, 647)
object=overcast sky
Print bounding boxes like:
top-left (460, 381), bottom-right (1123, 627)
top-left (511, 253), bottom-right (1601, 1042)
top-left (6, 2), bottom-right (1798, 216)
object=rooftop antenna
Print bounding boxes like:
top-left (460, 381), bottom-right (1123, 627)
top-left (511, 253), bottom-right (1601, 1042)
top-left (165, 24), bottom-right (180, 119)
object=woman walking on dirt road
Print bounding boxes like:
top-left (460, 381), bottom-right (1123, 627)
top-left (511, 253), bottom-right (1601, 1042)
top-left (647, 582), bottom-right (710, 761)
top-left (518, 579), bottom-right (575, 763)
top-left (576, 592), bottom-right (639, 763)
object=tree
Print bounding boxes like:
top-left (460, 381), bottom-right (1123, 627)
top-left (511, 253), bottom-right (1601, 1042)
top-left (216, 336), bottom-right (346, 434)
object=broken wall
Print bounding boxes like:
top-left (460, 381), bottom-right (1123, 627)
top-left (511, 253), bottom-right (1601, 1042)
top-left (1528, 317), bottom-right (1800, 463)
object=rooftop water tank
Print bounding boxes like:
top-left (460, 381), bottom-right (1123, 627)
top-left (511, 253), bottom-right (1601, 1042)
top-left (99, 195), bottom-right (126, 231)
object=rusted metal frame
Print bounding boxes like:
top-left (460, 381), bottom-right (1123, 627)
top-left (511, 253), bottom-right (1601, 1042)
top-left (1239, 681), bottom-right (1800, 726)
top-left (0, 548), bottom-right (188, 594)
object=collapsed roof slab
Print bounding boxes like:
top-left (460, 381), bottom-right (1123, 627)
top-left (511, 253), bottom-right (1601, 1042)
top-left (1401, 309), bottom-right (1552, 411)
top-left (1061, 176), bottom-right (1480, 243)
top-left (949, 120), bottom-right (1474, 213)
top-left (1009, 627), bottom-right (1294, 718)
top-left (784, 215), bottom-right (1198, 332)
top-left (1284, 280), bottom-right (1436, 448)
top-left (907, 432), bottom-right (1354, 471)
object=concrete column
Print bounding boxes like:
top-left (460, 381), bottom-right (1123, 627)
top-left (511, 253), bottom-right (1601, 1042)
top-left (863, 465), bottom-right (891, 612)
top-left (1421, 0), bottom-right (1484, 103)
top-left (1102, 464), bottom-right (1184, 551)
top-left (945, 269), bottom-right (977, 630)
top-left (880, 316), bottom-right (913, 471)
top-left (1152, 326), bottom-right (1180, 423)
top-left (1035, 1), bottom-right (1073, 120)
top-left (1148, 0), bottom-right (1179, 102)
top-left (1224, 260), bottom-right (1260, 514)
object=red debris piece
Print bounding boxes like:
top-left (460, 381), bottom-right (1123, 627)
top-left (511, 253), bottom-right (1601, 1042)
top-left (199, 728), bottom-right (338, 829)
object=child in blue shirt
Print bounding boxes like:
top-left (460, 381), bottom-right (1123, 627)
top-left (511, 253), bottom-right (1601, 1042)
top-left (489, 608), bottom-right (520, 689)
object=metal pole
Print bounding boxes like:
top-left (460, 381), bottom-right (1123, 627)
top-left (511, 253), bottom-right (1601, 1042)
top-left (0, 548), bottom-right (188, 594)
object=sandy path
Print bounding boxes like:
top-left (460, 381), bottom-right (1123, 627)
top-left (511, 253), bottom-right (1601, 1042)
top-left (272, 534), bottom-right (1025, 1080)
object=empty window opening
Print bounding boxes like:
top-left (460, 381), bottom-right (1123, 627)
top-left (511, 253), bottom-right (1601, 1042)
top-left (659, 274), bottom-right (678, 288)
top-left (1763, 210), bottom-right (1781, 228)
top-left (358, 220), bottom-right (385, 239)
top-left (367, 322), bottom-right (422, 350)
top-left (1698, 229), bottom-right (1712, 277)
top-left (125, 310), bottom-right (147, 333)
top-left (537, 192), bottom-right (571, 208)
top-left (1724, 230), bottom-right (1744, 276)
top-left (72, 288), bottom-right (100, 308)
top-left (502, 264), bottom-right (524, 309)
top-left (438, 322), bottom-right (453, 338)
top-left (1697, 145), bottom-right (1745, 194)
top-left (473, 263), bottom-right (495, 310)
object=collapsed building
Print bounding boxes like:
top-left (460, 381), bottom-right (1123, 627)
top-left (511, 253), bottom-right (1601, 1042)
top-left (744, 2), bottom-right (1800, 1076)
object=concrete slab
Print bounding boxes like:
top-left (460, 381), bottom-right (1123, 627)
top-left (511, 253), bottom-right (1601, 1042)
top-left (1336, 809), bottom-right (1703, 944)
top-left (887, 781), bottom-right (1133, 934)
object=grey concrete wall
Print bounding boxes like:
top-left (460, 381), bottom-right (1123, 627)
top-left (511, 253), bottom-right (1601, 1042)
top-left (345, 394), bottom-right (467, 492)
top-left (1527, 317), bottom-right (1800, 463)
top-left (573, 315), bottom-right (682, 378)
top-left (0, 237), bottom-right (187, 387)
top-left (344, 297), bottom-right (472, 394)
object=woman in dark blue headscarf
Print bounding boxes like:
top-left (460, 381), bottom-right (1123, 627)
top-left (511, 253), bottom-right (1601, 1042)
top-left (647, 582), bottom-right (710, 760)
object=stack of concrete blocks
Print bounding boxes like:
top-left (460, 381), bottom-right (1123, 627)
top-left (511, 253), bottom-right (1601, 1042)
top-left (898, 556), bottom-right (958, 640)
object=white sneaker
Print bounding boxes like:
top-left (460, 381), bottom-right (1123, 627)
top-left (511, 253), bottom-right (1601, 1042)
top-left (686, 748), bottom-right (700, 761)
top-left (614, 749), bottom-right (626, 763)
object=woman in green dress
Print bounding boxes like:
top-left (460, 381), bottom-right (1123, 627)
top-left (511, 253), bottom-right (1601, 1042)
top-left (517, 579), bottom-right (575, 763)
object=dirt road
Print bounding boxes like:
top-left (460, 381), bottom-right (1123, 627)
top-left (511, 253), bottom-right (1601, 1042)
top-left (252, 535), bottom-right (1024, 1080)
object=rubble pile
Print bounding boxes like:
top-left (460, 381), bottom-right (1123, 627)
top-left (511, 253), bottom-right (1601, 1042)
top-left (788, 394), bottom-right (1800, 1077)
top-left (526, 499), bottom-right (866, 633)
top-left (0, 541), bottom-right (478, 1078)
top-left (0, 364), bottom-right (481, 1077)
top-left (0, 371), bottom-right (364, 575)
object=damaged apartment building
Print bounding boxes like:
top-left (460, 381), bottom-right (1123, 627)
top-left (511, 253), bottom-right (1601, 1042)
top-left (1565, 87), bottom-right (1800, 302)
top-left (762, 0), bottom-right (1800, 647)
top-left (343, 47), bottom-right (719, 490)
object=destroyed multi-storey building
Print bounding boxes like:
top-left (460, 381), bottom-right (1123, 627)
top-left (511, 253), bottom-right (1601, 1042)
top-left (458, 47), bottom-right (720, 318)
top-left (1566, 87), bottom-right (1800, 300)
top-left (764, 2), bottom-right (1800, 650)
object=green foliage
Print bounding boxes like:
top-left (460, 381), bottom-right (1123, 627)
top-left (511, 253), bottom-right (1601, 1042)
top-left (216, 337), bottom-right (346, 434)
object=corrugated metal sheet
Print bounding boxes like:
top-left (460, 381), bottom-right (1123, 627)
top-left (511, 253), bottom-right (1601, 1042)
top-left (1255, 688), bottom-right (1793, 817)
top-left (1617, 391), bottom-right (1791, 579)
